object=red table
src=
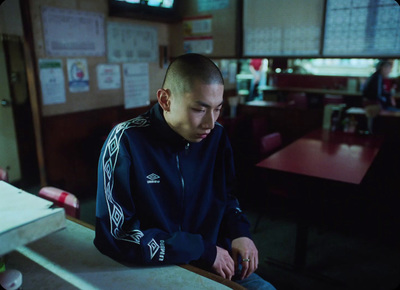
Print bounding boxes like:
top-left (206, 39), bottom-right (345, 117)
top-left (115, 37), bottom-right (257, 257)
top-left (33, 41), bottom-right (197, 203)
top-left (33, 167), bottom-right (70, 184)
top-left (256, 129), bottom-right (383, 184)
top-left (255, 129), bottom-right (384, 275)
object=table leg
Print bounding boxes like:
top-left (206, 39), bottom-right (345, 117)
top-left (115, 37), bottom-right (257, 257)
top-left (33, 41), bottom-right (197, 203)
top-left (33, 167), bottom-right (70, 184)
top-left (293, 219), bottom-right (309, 270)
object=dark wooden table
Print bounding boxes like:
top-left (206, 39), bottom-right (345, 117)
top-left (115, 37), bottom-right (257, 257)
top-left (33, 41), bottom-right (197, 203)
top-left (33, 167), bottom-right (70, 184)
top-left (257, 129), bottom-right (382, 184)
top-left (255, 129), bottom-right (384, 280)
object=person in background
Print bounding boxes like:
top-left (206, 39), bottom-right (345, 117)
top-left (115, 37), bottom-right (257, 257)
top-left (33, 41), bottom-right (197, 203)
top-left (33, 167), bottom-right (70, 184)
top-left (363, 59), bottom-right (398, 111)
top-left (94, 53), bottom-right (276, 290)
top-left (249, 58), bottom-right (267, 100)
top-left (362, 59), bottom-right (399, 133)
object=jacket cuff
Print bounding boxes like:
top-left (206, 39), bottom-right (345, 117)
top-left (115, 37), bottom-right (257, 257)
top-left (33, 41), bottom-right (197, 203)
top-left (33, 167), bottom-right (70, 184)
top-left (192, 240), bottom-right (216, 270)
top-left (230, 224), bottom-right (252, 241)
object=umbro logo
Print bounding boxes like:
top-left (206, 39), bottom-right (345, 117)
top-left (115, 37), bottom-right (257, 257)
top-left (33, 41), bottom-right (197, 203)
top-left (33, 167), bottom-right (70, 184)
top-left (147, 238), bottom-right (165, 261)
top-left (148, 238), bottom-right (160, 259)
top-left (146, 173), bottom-right (160, 184)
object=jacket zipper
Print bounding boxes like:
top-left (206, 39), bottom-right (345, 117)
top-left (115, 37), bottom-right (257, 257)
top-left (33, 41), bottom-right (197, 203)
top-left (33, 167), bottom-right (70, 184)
top-left (176, 154), bottom-right (184, 231)
top-left (176, 143), bottom-right (190, 231)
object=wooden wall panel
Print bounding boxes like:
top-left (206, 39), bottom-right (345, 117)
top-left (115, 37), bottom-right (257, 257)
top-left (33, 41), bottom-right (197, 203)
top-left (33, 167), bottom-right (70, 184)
top-left (42, 103), bottom-right (154, 197)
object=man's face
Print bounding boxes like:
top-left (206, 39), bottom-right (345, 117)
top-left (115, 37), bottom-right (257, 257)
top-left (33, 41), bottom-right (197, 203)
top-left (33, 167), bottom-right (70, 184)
top-left (165, 81), bottom-right (224, 143)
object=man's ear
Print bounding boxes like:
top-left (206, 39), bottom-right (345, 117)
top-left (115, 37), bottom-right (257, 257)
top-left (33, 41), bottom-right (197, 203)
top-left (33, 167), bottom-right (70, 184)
top-left (157, 89), bottom-right (171, 112)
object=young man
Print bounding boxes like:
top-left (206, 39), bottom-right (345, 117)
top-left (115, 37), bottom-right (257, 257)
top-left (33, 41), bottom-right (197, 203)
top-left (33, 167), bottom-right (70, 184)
top-left (94, 53), bottom-right (275, 289)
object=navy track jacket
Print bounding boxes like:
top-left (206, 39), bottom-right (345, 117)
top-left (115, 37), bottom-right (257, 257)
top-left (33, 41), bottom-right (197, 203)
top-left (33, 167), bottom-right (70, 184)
top-left (94, 104), bottom-right (252, 269)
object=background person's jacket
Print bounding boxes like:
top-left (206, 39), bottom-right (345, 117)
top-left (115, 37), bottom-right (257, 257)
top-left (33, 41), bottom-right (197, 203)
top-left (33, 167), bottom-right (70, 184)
top-left (363, 71), bottom-right (392, 108)
top-left (94, 104), bottom-right (252, 269)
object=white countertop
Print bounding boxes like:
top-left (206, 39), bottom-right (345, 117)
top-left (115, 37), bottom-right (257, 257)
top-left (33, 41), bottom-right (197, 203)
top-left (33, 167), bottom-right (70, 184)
top-left (6, 219), bottom-right (233, 289)
top-left (0, 181), bottom-right (65, 256)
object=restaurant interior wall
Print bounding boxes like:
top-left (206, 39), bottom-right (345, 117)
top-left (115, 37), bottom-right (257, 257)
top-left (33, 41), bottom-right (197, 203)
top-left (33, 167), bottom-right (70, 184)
top-left (2, 0), bottom-right (399, 197)
top-left (24, 0), bottom-right (172, 195)
top-left (0, 0), bottom-right (241, 195)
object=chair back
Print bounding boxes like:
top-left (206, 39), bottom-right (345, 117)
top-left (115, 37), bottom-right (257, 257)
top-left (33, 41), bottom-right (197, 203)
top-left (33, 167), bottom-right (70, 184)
top-left (287, 93), bottom-right (308, 109)
top-left (0, 167), bottom-right (8, 183)
top-left (323, 94), bottom-right (344, 105)
top-left (251, 116), bottom-right (269, 146)
top-left (38, 186), bottom-right (80, 219)
top-left (260, 132), bottom-right (282, 157)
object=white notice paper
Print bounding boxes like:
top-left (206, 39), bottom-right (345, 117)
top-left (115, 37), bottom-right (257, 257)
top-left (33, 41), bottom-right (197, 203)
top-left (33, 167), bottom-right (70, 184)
top-left (123, 63), bottom-right (150, 109)
top-left (97, 64), bottom-right (121, 90)
top-left (38, 59), bottom-right (66, 105)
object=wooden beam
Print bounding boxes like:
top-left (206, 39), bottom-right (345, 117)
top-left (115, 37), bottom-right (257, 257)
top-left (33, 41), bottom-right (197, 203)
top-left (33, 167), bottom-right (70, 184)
top-left (19, 0), bottom-right (47, 186)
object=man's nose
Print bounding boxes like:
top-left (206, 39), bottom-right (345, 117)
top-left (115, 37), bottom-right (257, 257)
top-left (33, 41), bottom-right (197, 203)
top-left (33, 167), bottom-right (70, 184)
top-left (202, 111), bottom-right (215, 130)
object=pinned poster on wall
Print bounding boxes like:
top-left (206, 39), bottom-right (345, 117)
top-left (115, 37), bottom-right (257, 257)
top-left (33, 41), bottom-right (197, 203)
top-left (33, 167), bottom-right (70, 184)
top-left (67, 58), bottom-right (90, 93)
top-left (183, 15), bottom-right (213, 54)
top-left (123, 62), bottom-right (150, 109)
top-left (96, 64), bottom-right (121, 90)
top-left (38, 59), bottom-right (66, 105)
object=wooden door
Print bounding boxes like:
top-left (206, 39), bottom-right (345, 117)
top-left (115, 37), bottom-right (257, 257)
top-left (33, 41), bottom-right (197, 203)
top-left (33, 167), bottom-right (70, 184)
top-left (0, 36), bottom-right (21, 182)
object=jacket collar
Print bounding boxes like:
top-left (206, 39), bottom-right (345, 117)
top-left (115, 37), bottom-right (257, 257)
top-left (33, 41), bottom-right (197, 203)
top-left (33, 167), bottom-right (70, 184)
top-left (151, 103), bottom-right (189, 150)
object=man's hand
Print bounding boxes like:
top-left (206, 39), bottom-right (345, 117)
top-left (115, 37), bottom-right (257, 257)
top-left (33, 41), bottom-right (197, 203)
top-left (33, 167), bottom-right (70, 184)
top-left (231, 237), bottom-right (259, 280)
top-left (212, 246), bottom-right (235, 280)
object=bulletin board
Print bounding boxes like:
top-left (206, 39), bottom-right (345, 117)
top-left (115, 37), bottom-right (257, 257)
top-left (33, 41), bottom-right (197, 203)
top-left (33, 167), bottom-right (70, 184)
top-left (242, 0), bottom-right (325, 57)
top-left (29, 0), bottom-right (169, 116)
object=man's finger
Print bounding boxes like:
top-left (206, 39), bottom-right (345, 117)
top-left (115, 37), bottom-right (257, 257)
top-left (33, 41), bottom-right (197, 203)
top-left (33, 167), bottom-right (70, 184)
top-left (240, 257), bottom-right (250, 279)
top-left (226, 262), bottom-right (234, 280)
top-left (247, 259), bottom-right (256, 278)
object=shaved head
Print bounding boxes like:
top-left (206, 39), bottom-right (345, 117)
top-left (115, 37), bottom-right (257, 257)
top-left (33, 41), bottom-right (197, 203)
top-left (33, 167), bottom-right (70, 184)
top-left (162, 53), bottom-right (224, 96)
top-left (156, 53), bottom-right (224, 142)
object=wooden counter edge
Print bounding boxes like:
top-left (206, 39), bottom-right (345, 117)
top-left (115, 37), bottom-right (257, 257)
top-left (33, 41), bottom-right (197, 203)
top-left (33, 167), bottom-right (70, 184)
top-left (67, 217), bottom-right (246, 290)
top-left (179, 264), bottom-right (246, 290)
